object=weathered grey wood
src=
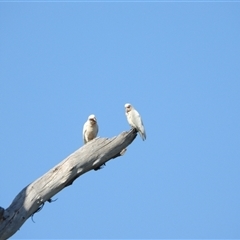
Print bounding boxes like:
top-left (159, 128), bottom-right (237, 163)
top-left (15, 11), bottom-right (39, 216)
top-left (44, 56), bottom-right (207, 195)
top-left (0, 129), bottom-right (137, 240)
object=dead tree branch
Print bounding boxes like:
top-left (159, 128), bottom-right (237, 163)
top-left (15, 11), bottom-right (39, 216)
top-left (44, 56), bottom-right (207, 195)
top-left (0, 129), bottom-right (137, 240)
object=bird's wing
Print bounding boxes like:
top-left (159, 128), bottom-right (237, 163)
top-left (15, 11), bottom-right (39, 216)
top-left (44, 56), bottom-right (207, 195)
top-left (131, 109), bottom-right (146, 140)
top-left (95, 123), bottom-right (99, 137)
top-left (83, 122), bottom-right (88, 144)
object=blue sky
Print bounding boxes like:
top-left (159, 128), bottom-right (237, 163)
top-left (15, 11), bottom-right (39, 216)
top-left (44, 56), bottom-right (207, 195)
top-left (0, 1), bottom-right (240, 239)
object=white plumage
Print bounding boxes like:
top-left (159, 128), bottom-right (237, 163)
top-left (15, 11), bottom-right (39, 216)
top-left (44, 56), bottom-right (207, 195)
top-left (83, 114), bottom-right (98, 144)
top-left (124, 103), bottom-right (146, 141)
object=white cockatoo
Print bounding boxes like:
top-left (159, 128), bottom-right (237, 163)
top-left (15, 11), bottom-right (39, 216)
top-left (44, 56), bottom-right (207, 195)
top-left (124, 103), bottom-right (146, 141)
top-left (83, 114), bottom-right (98, 144)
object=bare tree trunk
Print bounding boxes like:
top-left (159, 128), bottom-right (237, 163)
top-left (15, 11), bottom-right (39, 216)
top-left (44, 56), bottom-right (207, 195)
top-left (0, 129), bottom-right (137, 239)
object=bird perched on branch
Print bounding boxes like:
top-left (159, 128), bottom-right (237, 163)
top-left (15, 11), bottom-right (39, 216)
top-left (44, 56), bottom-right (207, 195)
top-left (83, 114), bottom-right (98, 144)
top-left (124, 103), bottom-right (146, 141)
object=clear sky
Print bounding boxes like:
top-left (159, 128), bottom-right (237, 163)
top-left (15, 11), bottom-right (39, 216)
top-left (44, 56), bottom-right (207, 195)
top-left (0, 1), bottom-right (240, 239)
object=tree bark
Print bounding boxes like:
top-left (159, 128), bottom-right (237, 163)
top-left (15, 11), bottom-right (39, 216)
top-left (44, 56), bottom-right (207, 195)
top-left (0, 129), bottom-right (137, 240)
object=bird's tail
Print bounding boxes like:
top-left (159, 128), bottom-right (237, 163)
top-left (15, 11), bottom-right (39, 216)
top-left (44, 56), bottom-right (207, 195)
top-left (139, 131), bottom-right (146, 141)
